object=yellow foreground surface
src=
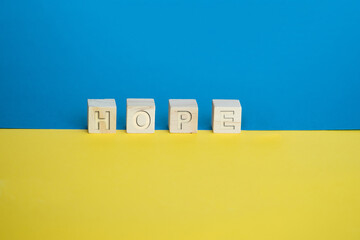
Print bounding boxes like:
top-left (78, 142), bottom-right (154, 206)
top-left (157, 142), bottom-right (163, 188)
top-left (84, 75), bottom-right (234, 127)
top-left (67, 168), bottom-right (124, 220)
top-left (0, 129), bottom-right (359, 240)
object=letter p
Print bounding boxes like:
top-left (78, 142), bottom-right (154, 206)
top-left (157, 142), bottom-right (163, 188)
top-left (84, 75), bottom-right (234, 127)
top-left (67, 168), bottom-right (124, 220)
top-left (177, 111), bottom-right (192, 130)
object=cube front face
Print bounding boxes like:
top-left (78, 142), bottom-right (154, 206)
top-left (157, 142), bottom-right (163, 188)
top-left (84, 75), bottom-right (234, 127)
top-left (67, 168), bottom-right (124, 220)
top-left (212, 99), bottom-right (242, 133)
top-left (88, 99), bottom-right (117, 134)
top-left (126, 98), bottom-right (155, 133)
top-left (169, 99), bottom-right (198, 133)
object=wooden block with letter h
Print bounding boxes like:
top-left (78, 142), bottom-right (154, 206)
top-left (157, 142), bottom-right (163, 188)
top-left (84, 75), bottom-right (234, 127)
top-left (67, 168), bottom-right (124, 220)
top-left (88, 99), bottom-right (117, 133)
top-left (212, 99), bottom-right (242, 133)
top-left (126, 98), bottom-right (155, 133)
top-left (168, 99), bottom-right (198, 133)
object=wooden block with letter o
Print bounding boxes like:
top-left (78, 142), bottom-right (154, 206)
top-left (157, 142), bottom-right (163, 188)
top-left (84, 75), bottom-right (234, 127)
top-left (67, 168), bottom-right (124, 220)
top-left (88, 99), bottom-right (117, 134)
top-left (126, 98), bottom-right (155, 133)
top-left (169, 99), bottom-right (198, 133)
top-left (212, 99), bottom-right (242, 133)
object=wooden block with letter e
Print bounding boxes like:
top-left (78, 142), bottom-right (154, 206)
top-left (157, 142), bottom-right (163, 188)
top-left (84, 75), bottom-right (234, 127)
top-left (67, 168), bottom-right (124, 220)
top-left (126, 98), bottom-right (155, 133)
top-left (88, 99), bottom-right (117, 134)
top-left (212, 99), bottom-right (242, 133)
top-left (168, 99), bottom-right (198, 133)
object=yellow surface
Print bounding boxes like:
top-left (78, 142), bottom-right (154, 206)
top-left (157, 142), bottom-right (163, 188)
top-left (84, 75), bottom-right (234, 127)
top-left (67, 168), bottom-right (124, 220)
top-left (0, 129), bottom-right (360, 240)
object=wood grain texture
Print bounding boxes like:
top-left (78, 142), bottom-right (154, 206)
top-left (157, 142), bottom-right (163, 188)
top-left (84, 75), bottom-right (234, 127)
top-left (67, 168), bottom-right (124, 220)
top-left (88, 99), bottom-right (117, 134)
top-left (212, 99), bottom-right (242, 133)
top-left (169, 99), bottom-right (198, 133)
top-left (126, 98), bottom-right (155, 134)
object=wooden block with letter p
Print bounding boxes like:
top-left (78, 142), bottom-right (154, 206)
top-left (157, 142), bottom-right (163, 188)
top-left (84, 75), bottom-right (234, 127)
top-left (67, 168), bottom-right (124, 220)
top-left (88, 99), bottom-right (117, 134)
top-left (212, 99), bottom-right (242, 133)
top-left (169, 99), bottom-right (198, 133)
top-left (126, 98), bottom-right (155, 133)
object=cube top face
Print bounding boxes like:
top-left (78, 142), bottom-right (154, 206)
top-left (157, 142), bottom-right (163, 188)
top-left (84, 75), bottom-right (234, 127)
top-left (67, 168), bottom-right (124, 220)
top-left (88, 99), bottom-right (116, 108)
top-left (127, 98), bottom-right (155, 107)
top-left (126, 98), bottom-right (155, 134)
top-left (212, 99), bottom-right (241, 109)
top-left (169, 99), bottom-right (198, 108)
top-left (212, 99), bottom-right (242, 134)
top-left (88, 99), bottom-right (117, 134)
top-left (169, 99), bottom-right (198, 133)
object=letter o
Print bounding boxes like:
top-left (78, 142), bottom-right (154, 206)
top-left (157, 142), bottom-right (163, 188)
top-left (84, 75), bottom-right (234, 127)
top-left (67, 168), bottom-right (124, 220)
top-left (133, 111), bottom-right (151, 129)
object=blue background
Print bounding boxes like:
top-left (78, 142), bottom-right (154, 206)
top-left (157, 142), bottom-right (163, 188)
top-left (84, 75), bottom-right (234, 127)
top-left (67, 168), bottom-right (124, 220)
top-left (1, 0), bottom-right (359, 130)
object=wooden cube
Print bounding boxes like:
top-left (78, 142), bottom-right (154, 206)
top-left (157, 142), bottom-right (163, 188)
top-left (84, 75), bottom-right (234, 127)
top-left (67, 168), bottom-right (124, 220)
top-left (169, 99), bottom-right (198, 133)
top-left (126, 98), bottom-right (155, 133)
top-left (212, 99), bottom-right (242, 133)
top-left (88, 99), bottom-right (117, 134)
